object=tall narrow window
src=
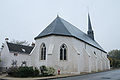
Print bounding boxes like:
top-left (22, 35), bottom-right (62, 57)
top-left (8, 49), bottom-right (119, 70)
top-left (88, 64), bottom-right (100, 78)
top-left (60, 44), bottom-right (67, 60)
top-left (85, 44), bottom-right (86, 49)
top-left (94, 51), bottom-right (96, 55)
top-left (40, 43), bottom-right (46, 60)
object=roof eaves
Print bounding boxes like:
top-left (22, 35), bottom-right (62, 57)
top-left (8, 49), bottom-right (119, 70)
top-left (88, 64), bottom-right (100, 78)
top-left (9, 51), bottom-right (30, 54)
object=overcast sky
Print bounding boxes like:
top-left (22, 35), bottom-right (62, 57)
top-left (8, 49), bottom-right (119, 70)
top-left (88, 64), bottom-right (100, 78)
top-left (0, 0), bottom-right (120, 52)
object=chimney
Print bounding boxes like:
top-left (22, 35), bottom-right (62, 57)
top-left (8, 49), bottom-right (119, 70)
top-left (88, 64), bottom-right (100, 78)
top-left (31, 42), bottom-right (35, 47)
top-left (5, 38), bottom-right (9, 42)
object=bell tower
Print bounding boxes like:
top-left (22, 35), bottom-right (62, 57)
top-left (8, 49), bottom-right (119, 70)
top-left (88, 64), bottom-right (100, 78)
top-left (87, 13), bottom-right (94, 40)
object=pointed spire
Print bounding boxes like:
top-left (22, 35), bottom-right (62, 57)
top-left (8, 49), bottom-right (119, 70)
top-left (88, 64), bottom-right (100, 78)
top-left (88, 13), bottom-right (92, 31)
top-left (87, 13), bottom-right (94, 40)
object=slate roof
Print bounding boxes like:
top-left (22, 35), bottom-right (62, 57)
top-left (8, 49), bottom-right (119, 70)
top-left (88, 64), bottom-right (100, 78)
top-left (7, 42), bottom-right (34, 54)
top-left (35, 16), bottom-right (106, 52)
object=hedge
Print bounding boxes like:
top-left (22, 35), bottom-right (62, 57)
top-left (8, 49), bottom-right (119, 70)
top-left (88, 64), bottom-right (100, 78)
top-left (7, 66), bottom-right (39, 77)
top-left (7, 66), bottom-right (55, 77)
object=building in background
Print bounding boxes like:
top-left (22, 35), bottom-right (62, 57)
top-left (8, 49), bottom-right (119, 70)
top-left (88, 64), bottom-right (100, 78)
top-left (0, 41), bottom-right (33, 71)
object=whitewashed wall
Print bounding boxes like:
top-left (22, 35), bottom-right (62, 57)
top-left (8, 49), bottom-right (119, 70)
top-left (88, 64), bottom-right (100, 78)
top-left (0, 42), bottom-right (32, 68)
top-left (31, 35), bottom-right (110, 74)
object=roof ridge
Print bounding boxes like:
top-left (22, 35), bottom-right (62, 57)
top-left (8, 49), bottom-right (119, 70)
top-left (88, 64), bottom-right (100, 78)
top-left (56, 17), bottom-right (72, 35)
top-left (7, 42), bottom-right (33, 48)
top-left (51, 17), bottom-right (58, 33)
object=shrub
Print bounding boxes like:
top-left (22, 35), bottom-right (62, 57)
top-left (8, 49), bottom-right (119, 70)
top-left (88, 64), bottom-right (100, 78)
top-left (108, 49), bottom-right (120, 68)
top-left (34, 67), bottom-right (39, 76)
top-left (7, 67), bottom-right (18, 76)
top-left (40, 65), bottom-right (55, 76)
top-left (7, 66), bottom-right (39, 77)
top-left (108, 56), bottom-right (120, 68)
top-left (47, 67), bottom-right (55, 76)
top-left (7, 66), bottom-right (55, 77)
top-left (17, 67), bottom-right (34, 77)
top-left (40, 65), bottom-right (48, 76)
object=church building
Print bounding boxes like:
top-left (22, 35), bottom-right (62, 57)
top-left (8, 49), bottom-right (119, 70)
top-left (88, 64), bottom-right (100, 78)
top-left (30, 14), bottom-right (110, 74)
top-left (0, 14), bottom-right (110, 74)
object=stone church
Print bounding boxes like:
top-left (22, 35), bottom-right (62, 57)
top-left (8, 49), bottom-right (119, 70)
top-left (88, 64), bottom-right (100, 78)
top-left (0, 14), bottom-right (110, 74)
top-left (30, 14), bottom-right (110, 74)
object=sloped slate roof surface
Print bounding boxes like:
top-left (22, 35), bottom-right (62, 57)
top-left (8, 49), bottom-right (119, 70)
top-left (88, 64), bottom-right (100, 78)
top-left (7, 42), bottom-right (34, 54)
top-left (35, 16), bottom-right (105, 52)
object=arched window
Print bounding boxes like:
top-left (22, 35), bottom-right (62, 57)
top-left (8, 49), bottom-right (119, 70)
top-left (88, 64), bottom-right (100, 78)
top-left (94, 51), bottom-right (96, 55)
top-left (60, 44), bottom-right (67, 60)
top-left (40, 43), bottom-right (46, 60)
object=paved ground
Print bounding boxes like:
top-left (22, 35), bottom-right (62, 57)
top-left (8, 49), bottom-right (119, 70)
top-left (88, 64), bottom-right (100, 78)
top-left (1, 69), bottom-right (120, 80)
top-left (51, 69), bottom-right (120, 80)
